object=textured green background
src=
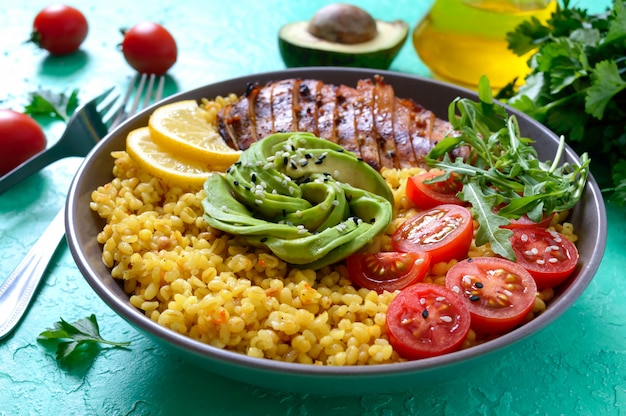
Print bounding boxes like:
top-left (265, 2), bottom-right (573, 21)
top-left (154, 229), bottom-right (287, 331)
top-left (1, 0), bottom-right (624, 415)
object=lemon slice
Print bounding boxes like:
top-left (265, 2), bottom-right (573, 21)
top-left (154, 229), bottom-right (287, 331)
top-left (148, 100), bottom-right (241, 166)
top-left (126, 127), bottom-right (224, 188)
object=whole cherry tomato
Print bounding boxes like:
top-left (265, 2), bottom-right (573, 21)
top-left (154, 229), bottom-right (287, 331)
top-left (30, 5), bottom-right (89, 55)
top-left (0, 110), bottom-right (47, 175)
top-left (121, 22), bottom-right (177, 75)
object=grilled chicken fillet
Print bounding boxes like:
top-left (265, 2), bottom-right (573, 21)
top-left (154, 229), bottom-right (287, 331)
top-left (218, 75), bottom-right (453, 169)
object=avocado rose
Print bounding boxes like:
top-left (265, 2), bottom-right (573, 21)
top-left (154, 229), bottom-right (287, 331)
top-left (202, 132), bottom-right (394, 269)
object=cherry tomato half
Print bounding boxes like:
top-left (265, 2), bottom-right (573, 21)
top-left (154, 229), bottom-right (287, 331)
top-left (386, 283), bottom-right (471, 359)
top-left (406, 170), bottom-right (464, 210)
top-left (510, 226), bottom-right (579, 289)
top-left (391, 204), bottom-right (474, 265)
top-left (121, 22), bottom-right (177, 75)
top-left (30, 5), bottom-right (89, 56)
top-left (502, 212), bottom-right (556, 229)
top-left (445, 257), bottom-right (537, 334)
top-left (345, 251), bottom-right (431, 293)
top-left (0, 110), bottom-right (46, 175)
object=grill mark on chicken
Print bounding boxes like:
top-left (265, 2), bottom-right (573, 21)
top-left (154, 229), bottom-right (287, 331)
top-left (254, 82), bottom-right (274, 140)
top-left (216, 77), bottom-right (454, 169)
top-left (354, 79), bottom-right (381, 170)
top-left (317, 83), bottom-right (338, 143)
top-left (272, 79), bottom-right (296, 133)
top-left (296, 79), bottom-right (321, 136)
top-left (217, 104), bottom-right (237, 149)
top-left (392, 99), bottom-right (418, 169)
top-left (336, 85), bottom-right (361, 155)
top-left (372, 76), bottom-right (399, 169)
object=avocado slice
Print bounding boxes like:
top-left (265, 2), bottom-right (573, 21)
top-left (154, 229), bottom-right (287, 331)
top-left (278, 4), bottom-right (408, 70)
top-left (202, 132), bottom-right (394, 269)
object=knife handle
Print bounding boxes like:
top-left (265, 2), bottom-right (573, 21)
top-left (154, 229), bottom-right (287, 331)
top-left (0, 206), bottom-right (66, 340)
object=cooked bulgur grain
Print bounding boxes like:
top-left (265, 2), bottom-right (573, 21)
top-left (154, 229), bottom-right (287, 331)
top-left (89, 99), bottom-right (577, 366)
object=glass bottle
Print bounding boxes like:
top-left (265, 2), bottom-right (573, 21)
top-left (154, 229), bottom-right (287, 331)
top-left (413, 0), bottom-right (557, 90)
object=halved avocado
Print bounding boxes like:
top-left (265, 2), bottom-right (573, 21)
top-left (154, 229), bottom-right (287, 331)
top-left (278, 5), bottom-right (408, 70)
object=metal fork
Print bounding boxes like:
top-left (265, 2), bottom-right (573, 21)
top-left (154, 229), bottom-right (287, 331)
top-left (0, 73), bottom-right (165, 340)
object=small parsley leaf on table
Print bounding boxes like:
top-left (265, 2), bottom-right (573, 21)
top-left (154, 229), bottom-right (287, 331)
top-left (24, 89), bottom-right (79, 122)
top-left (37, 314), bottom-right (130, 364)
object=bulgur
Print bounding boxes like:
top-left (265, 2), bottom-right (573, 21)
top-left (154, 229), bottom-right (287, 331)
top-left (89, 99), bottom-right (575, 366)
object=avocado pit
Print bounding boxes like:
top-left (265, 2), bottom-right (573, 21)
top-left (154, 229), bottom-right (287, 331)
top-left (307, 4), bottom-right (377, 45)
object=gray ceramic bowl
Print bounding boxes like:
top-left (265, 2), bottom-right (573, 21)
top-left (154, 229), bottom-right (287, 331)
top-left (65, 68), bottom-right (607, 396)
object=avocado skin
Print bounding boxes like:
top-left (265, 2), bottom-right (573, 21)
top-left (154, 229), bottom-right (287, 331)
top-left (278, 38), bottom-right (405, 69)
top-left (278, 20), bottom-right (408, 70)
top-left (202, 132), bottom-right (394, 269)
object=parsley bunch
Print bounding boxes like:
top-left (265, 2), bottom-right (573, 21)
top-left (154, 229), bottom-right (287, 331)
top-left (498, 0), bottom-right (626, 206)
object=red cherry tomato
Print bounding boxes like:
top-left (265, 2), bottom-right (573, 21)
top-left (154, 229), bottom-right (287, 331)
top-left (0, 110), bottom-right (47, 175)
top-left (345, 251), bottom-right (431, 293)
top-left (386, 283), bottom-right (471, 359)
top-left (406, 170), bottom-right (464, 210)
top-left (510, 226), bottom-right (579, 289)
top-left (445, 257), bottom-right (537, 334)
top-left (391, 204), bottom-right (474, 265)
top-left (502, 212), bottom-right (555, 229)
top-left (121, 22), bottom-right (177, 75)
top-left (30, 5), bottom-right (88, 56)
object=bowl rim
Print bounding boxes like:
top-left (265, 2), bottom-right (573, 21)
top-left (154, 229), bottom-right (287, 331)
top-left (65, 67), bottom-right (608, 380)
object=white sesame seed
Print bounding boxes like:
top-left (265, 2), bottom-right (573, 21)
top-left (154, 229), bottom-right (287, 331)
top-left (440, 316), bottom-right (453, 323)
top-left (419, 298), bottom-right (426, 305)
top-left (536, 259), bottom-right (545, 265)
top-left (548, 257), bottom-right (559, 263)
top-left (521, 234), bottom-right (529, 242)
top-left (332, 200), bottom-right (339, 206)
top-left (452, 286), bottom-right (461, 294)
top-left (435, 296), bottom-right (445, 302)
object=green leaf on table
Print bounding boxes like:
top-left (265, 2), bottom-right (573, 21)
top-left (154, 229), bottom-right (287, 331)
top-left (38, 314), bottom-right (130, 365)
top-left (24, 89), bottom-right (80, 122)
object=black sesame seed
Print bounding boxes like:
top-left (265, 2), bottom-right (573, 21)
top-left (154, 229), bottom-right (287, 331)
top-left (315, 159), bottom-right (324, 165)
top-left (301, 160), bottom-right (308, 167)
top-left (233, 180), bottom-right (239, 186)
top-left (475, 282), bottom-right (484, 288)
top-left (260, 237), bottom-right (268, 243)
top-left (370, 218), bottom-right (376, 223)
top-left (244, 186), bottom-right (251, 191)
top-left (291, 162), bottom-right (297, 169)
top-left (283, 156), bottom-right (288, 165)
top-left (469, 295), bottom-right (480, 302)
top-left (357, 157), bottom-right (364, 162)
top-left (305, 153), bottom-right (312, 159)
top-left (235, 161), bottom-right (242, 166)
top-left (422, 309), bottom-right (429, 319)
top-left (251, 173), bottom-right (257, 183)
top-left (467, 258), bottom-right (473, 263)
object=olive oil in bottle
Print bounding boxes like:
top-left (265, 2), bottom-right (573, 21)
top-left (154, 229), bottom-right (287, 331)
top-left (413, 0), bottom-right (556, 90)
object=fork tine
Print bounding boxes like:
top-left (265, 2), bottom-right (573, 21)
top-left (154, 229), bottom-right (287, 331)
top-left (128, 73), bottom-right (148, 116)
top-left (155, 75), bottom-right (165, 102)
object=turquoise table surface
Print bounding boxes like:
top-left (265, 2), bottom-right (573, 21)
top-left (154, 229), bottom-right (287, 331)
top-left (1, 0), bottom-right (623, 415)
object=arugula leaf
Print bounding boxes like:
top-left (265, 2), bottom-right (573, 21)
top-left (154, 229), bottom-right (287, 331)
top-left (501, 0), bottom-right (626, 206)
top-left (38, 315), bottom-right (130, 364)
top-left (24, 89), bottom-right (79, 122)
top-left (458, 180), bottom-right (515, 260)
top-left (427, 76), bottom-right (590, 261)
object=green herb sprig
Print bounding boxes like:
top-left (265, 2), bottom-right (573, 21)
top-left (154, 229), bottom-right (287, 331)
top-left (426, 77), bottom-right (590, 261)
top-left (37, 315), bottom-right (130, 364)
top-left (24, 89), bottom-right (79, 122)
top-left (499, 0), bottom-right (626, 206)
